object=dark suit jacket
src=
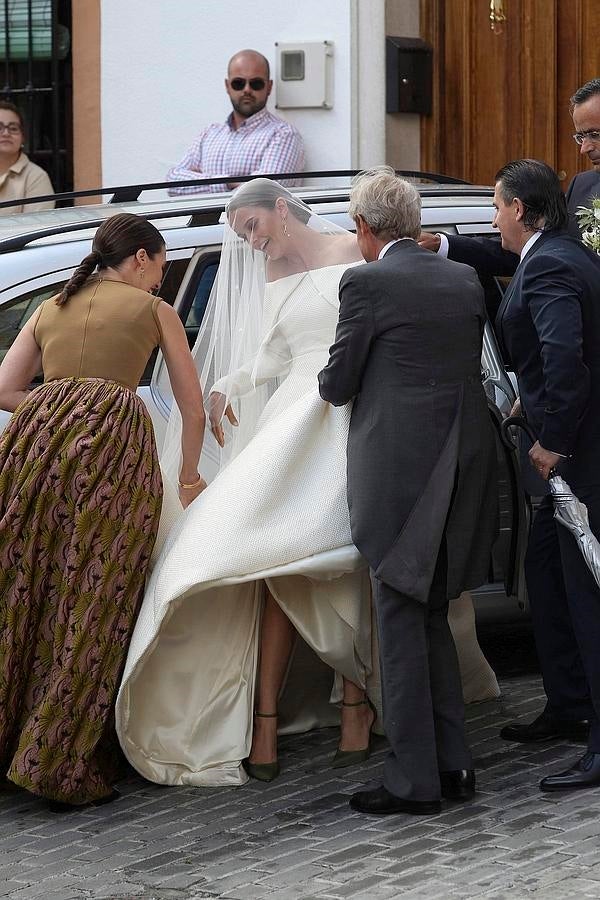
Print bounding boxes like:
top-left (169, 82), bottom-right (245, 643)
top-left (318, 240), bottom-right (498, 604)
top-left (495, 230), bottom-right (600, 487)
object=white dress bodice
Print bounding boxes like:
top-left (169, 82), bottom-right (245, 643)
top-left (255, 265), bottom-right (354, 424)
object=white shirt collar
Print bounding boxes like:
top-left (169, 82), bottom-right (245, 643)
top-left (378, 238), bottom-right (412, 260)
top-left (520, 230), bottom-right (542, 261)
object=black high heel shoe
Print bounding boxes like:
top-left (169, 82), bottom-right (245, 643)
top-left (243, 712), bottom-right (280, 782)
top-left (332, 698), bottom-right (377, 769)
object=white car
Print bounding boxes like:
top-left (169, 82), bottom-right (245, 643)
top-left (0, 180), bottom-right (529, 621)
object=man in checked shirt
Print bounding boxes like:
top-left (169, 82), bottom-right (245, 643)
top-left (167, 49), bottom-right (304, 194)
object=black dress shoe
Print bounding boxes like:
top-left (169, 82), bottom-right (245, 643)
top-left (540, 752), bottom-right (600, 792)
top-left (500, 712), bottom-right (589, 743)
top-left (349, 785), bottom-right (441, 816)
top-left (440, 769), bottom-right (475, 801)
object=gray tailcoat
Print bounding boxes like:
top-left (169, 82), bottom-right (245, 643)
top-left (318, 240), bottom-right (498, 604)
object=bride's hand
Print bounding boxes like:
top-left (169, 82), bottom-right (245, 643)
top-left (209, 392), bottom-right (239, 447)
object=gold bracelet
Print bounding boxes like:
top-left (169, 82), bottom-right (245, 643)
top-left (178, 474), bottom-right (204, 489)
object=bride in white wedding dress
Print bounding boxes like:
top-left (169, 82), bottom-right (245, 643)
top-left (115, 179), bottom-right (498, 788)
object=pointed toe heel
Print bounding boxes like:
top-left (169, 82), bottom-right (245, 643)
top-left (244, 711), bottom-right (280, 782)
top-left (332, 746), bottom-right (371, 769)
top-left (242, 758), bottom-right (280, 782)
top-left (332, 697), bottom-right (377, 769)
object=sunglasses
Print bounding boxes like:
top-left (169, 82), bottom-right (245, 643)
top-left (229, 77), bottom-right (267, 92)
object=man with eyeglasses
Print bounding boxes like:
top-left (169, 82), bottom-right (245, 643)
top-left (167, 49), bottom-right (304, 195)
top-left (567, 78), bottom-right (600, 228)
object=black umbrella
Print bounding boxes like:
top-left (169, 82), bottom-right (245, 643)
top-left (501, 415), bottom-right (600, 590)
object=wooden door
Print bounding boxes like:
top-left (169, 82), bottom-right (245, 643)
top-left (420, 0), bottom-right (600, 187)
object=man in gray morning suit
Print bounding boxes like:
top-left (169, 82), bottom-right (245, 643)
top-left (318, 168), bottom-right (498, 816)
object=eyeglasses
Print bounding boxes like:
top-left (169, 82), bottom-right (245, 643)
top-left (229, 77), bottom-right (267, 92)
top-left (573, 130), bottom-right (600, 145)
top-left (0, 123), bottom-right (21, 135)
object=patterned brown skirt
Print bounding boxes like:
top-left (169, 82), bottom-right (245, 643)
top-left (0, 378), bottom-right (162, 804)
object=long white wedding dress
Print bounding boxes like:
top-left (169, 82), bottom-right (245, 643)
top-left (116, 262), bottom-right (377, 786)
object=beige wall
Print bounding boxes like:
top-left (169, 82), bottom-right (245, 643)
top-left (385, 0), bottom-right (420, 170)
top-left (72, 0), bottom-right (102, 194)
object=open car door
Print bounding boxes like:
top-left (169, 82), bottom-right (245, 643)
top-left (477, 321), bottom-right (531, 618)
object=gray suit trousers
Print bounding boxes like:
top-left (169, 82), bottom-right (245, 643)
top-left (370, 543), bottom-right (472, 801)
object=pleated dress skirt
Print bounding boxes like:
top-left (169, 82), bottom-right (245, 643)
top-left (0, 377), bottom-right (162, 804)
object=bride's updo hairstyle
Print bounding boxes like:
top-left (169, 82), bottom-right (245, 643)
top-left (55, 212), bottom-right (165, 306)
top-left (227, 178), bottom-right (311, 225)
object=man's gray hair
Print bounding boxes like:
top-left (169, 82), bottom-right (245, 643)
top-left (348, 166), bottom-right (421, 240)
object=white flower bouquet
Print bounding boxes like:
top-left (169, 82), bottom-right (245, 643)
top-left (575, 197), bottom-right (600, 254)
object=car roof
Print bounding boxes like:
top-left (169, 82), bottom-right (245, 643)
top-left (0, 183), bottom-right (495, 254)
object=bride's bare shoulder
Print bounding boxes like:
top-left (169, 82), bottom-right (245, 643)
top-left (322, 233), bottom-right (362, 265)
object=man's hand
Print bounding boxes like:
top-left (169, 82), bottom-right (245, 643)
top-left (529, 441), bottom-right (561, 481)
top-left (209, 391), bottom-right (238, 448)
top-left (417, 231), bottom-right (441, 253)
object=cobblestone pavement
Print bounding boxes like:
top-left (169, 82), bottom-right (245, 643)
top-left (1, 675), bottom-right (599, 900)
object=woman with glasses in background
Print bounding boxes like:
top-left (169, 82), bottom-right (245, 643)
top-left (0, 101), bottom-right (54, 216)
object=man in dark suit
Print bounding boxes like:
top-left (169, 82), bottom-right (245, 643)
top-left (565, 77), bottom-right (600, 234)
top-left (318, 168), bottom-right (498, 815)
top-left (480, 159), bottom-right (600, 790)
top-left (420, 79), bottom-right (600, 748)
top-left (419, 78), bottom-right (600, 316)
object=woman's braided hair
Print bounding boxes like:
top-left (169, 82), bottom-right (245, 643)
top-left (55, 212), bottom-right (165, 306)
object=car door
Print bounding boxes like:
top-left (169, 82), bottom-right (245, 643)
top-left (453, 226), bottom-right (530, 614)
top-left (481, 319), bottom-right (531, 615)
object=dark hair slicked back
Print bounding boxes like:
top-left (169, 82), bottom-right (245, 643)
top-left (494, 159), bottom-right (568, 232)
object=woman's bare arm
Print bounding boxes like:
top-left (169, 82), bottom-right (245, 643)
top-left (157, 302), bottom-right (206, 505)
top-left (0, 318), bottom-right (42, 412)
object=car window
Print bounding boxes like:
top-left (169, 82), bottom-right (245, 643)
top-left (158, 258), bottom-right (191, 306)
top-left (179, 255), bottom-right (220, 349)
top-left (137, 254), bottom-right (198, 382)
top-left (141, 257), bottom-right (193, 383)
top-left (0, 282), bottom-right (65, 371)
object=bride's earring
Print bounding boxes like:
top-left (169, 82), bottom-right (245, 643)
top-left (282, 218), bottom-right (290, 238)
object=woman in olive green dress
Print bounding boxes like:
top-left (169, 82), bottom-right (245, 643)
top-left (0, 213), bottom-right (206, 810)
